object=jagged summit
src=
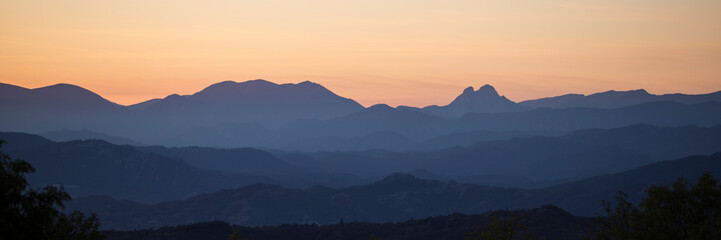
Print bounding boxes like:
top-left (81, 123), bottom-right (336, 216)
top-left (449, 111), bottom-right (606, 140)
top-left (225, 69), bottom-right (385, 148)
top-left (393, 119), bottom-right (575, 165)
top-left (475, 84), bottom-right (499, 97)
top-left (452, 84), bottom-right (504, 102)
top-left (462, 86), bottom-right (474, 94)
top-left (410, 84), bottom-right (526, 117)
top-left (459, 84), bottom-right (499, 97)
top-left (445, 84), bottom-right (526, 114)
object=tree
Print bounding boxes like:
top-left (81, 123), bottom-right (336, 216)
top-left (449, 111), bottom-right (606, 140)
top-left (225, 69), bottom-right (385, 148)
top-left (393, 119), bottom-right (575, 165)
top-left (592, 191), bottom-right (637, 240)
top-left (466, 210), bottom-right (543, 240)
top-left (0, 140), bottom-right (105, 240)
top-left (592, 172), bottom-right (721, 240)
top-left (228, 229), bottom-right (249, 240)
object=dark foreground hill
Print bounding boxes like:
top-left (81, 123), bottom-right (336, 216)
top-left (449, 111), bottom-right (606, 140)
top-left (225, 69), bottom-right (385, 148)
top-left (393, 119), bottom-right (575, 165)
top-left (107, 205), bottom-right (594, 240)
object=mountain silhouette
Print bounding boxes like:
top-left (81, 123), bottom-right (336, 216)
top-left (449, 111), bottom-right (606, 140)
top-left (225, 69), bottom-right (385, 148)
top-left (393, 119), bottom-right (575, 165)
top-left (0, 80), bottom-right (364, 141)
top-left (0, 83), bottom-right (125, 133)
top-left (3, 81), bottom-right (721, 150)
top-left (401, 84), bottom-right (527, 117)
top-left (134, 79), bottom-right (364, 127)
top-left (520, 89), bottom-right (721, 109)
top-left (0, 83), bottom-right (120, 111)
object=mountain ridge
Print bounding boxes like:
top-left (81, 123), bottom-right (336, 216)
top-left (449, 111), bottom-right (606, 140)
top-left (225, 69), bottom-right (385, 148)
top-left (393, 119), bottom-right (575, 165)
top-left (520, 88), bottom-right (721, 109)
top-left (66, 152), bottom-right (721, 230)
top-left (399, 84), bottom-right (528, 117)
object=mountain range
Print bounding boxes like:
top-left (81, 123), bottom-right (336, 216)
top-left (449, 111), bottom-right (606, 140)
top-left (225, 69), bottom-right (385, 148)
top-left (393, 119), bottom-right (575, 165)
top-left (3, 79), bottom-right (720, 234)
top-left (128, 80), bottom-right (364, 128)
top-left (65, 152), bottom-right (721, 230)
top-left (3, 123), bottom-right (721, 204)
top-left (2, 80), bottom-right (720, 151)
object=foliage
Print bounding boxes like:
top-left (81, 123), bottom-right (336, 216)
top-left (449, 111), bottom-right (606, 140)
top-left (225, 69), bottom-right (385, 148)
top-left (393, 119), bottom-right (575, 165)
top-left (228, 229), bottom-right (248, 240)
top-left (466, 211), bottom-right (544, 240)
top-left (592, 172), bottom-right (721, 240)
top-left (0, 140), bottom-right (105, 240)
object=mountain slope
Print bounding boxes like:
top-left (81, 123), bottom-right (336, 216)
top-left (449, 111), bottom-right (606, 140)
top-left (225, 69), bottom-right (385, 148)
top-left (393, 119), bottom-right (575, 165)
top-left (139, 145), bottom-right (300, 175)
top-left (0, 83), bottom-right (125, 133)
top-left (0, 83), bottom-right (120, 111)
top-left (74, 174), bottom-right (534, 229)
top-left (0, 132), bottom-right (274, 203)
top-left (520, 89), bottom-right (721, 109)
top-left (71, 152), bottom-right (721, 230)
top-left (400, 84), bottom-right (527, 118)
top-left (453, 101), bottom-right (721, 132)
top-left (137, 80), bottom-right (364, 127)
top-left (283, 124), bottom-right (721, 180)
top-left (419, 124), bottom-right (721, 178)
top-left (3, 81), bottom-right (721, 151)
top-left (0, 80), bottom-right (365, 146)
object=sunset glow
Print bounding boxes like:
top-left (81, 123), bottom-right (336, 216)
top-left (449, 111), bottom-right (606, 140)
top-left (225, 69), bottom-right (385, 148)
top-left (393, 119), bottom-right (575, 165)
top-left (1, 0), bottom-right (720, 107)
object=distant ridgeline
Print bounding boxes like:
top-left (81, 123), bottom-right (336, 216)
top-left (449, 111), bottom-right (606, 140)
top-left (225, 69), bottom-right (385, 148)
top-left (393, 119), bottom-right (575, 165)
top-left (1, 80), bottom-right (720, 150)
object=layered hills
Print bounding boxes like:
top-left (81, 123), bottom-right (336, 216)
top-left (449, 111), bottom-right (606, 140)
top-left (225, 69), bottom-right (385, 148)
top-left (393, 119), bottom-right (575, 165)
top-left (2, 80), bottom-right (720, 235)
top-left (2, 80), bottom-right (720, 151)
top-left (66, 152), bottom-right (721, 230)
top-left (3, 123), bottom-right (721, 204)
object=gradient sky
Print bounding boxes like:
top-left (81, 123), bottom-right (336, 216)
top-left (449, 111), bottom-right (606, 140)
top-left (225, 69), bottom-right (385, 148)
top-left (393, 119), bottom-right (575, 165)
top-left (1, 0), bottom-right (720, 107)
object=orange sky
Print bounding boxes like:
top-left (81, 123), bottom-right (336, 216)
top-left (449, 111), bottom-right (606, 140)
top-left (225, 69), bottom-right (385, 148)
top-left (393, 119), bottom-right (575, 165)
top-left (1, 0), bottom-right (720, 107)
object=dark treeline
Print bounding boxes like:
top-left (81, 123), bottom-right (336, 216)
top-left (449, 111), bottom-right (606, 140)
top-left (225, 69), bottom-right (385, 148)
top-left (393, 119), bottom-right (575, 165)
top-left (107, 205), bottom-right (593, 240)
